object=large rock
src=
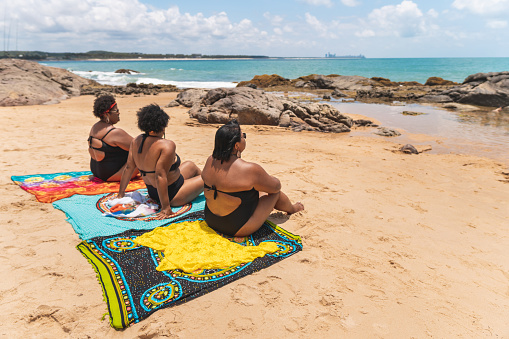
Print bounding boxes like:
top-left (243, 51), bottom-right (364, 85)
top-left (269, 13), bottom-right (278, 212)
top-left (439, 72), bottom-right (509, 107)
top-left (186, 87), bottom-right (353, 133)
top-left (237, 74), bottom-right (290, 88)
top-left (0, 58), bottom-right (93, 106)
top-left (189, 87), bottom-right (283, 125)
top-left (173, 88), bottom-right (208, 107)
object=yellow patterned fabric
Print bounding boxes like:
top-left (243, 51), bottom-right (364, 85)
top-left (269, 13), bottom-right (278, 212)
top-left (134, 220), bottom-right (279, 273)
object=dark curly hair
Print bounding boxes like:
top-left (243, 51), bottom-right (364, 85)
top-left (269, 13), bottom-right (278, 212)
top-left (212, 119), bottom-right (241, 163)
top-left (93, 94), bottom-right (116, 118)
top-left (137, 104), bottom-right (169, 134)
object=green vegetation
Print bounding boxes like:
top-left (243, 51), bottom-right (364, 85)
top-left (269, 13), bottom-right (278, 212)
top-left (0, 50), bottom-right (269, 60)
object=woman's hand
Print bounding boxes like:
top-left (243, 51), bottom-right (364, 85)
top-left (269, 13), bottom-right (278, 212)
top-left (154, 206), bottom-right (176, 220)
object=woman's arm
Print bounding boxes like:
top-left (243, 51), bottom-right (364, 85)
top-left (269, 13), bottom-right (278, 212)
top-left (117, 141), bottom-right (137, 198)
top-left (109, 128), bottom-right (133, 151)
top-left (249, 163), bottom-right (282, 194)
top-left (154, 141), bottom-right (177, 219)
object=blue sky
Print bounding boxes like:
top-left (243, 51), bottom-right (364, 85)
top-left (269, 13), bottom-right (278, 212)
top-left (2, 0), bottom-right (508, 57)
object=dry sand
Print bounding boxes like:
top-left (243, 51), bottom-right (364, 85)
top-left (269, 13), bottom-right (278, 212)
top-left (1, 93), bottom-right (508, 338)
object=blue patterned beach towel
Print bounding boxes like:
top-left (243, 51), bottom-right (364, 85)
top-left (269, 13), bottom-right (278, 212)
top-left (53, 190), bottom-right (206, 240)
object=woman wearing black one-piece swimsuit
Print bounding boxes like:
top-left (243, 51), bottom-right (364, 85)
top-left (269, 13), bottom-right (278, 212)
top-left (88, 95), bottom-right (138, 181)
top-left (201, 120), bottom-right (304, 237)
top-left (117, 104), bottom-right (203, 220)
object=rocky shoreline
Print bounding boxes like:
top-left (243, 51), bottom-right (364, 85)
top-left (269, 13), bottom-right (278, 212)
top-left (1, 59), bottom-right (507, 127)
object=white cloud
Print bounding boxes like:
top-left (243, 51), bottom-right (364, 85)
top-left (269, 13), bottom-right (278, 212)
top-left (301, 0), bottom-right (334, 7)
top-left (486, 19), bottom-right (508, 28)
top-left (355, 29), bottom-right (375, 37)
top-left (427, 9), bottom-right (439, 18)
top-left (5, 0), bottom-right (273, 52)
top-left (305, 12), bottom-right (329, 35)
top-left (452, 0), bottom-right (509, 15)
top-left (341, 0), bottom-right (360, 7)
top-left (358, 0), bottom-right (436, 38)
top-left (264, 12), bottom-right (284, 26)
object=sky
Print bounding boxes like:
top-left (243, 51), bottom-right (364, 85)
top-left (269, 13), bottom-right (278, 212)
top-left (1, 0), bottom-right (508, 58)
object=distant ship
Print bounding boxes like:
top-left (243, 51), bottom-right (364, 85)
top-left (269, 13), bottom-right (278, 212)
top-left (325, 52), bottom-right (365, 59)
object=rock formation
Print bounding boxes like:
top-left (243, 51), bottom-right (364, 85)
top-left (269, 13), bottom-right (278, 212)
top-left (114, 69), bottom-right (140, 74)
top-left (0, 58), bottom-right (94, 106)
top-left (80, 82), bottom-right (179, 96)
top-left (438, 72), bottom-right (509, 107)
top-left (173, 87), bottom-right (360, 133)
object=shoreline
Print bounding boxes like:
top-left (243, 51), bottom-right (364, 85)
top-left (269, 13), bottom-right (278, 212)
top-left (1, 93), bottom-right (508, 337)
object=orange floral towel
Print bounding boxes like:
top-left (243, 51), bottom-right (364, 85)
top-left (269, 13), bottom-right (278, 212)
top-left (11, 171), bottom-right (146, 203)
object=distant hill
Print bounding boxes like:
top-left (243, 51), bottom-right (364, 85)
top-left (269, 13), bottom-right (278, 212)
top-left (0, 51), bottom-right (270, 60)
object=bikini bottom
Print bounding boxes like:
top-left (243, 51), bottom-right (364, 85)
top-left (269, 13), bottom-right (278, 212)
top-left (204, 200), bottom-right (259, 236)
top-left (145, 174), bottom-right (184, 203)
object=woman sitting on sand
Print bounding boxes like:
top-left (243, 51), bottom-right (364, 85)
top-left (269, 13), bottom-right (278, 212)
top-left (88, 95), bottom-right (138, 181)
top-left (117, 104), bottom-right (203, 219)
top-left (201, 120), bottom-right (304, 236)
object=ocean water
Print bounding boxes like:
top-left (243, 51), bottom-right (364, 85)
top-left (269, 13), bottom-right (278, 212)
top-left (42, 58), bottom-right (509, 163)
top-left (42, 57), bottom-right (509, 88)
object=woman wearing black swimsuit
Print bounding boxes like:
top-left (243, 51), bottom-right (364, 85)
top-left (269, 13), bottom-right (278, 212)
top-left (88, 95), bottom-right (138, 181)
top-left (201, 120), bottom-right (304, 237)
top-left (117, 104), bottom-right (203, 219)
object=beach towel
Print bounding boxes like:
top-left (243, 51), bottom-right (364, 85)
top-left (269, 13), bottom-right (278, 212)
top-left (134, 220), bottom-right (280, 272)
top-left (11, 171), bottom-right (146, 203)
top-left (53, 189), bottom-right (206, 240)
top-left (77, 219), bottom-right (302, 329)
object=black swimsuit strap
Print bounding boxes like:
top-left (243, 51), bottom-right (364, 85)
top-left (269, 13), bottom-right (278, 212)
top-left (203, 184), bottom-right (218, 200)
top-left (138, 134), bottom-right (150, 154)
top-left (88, 127), bottom-right (116, 148)
top-left (100, 128), bottom-right (116, 140)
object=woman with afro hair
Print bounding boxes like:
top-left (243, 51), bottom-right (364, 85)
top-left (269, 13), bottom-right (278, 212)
top-left (118, 104), bottom-right (203, 219)
top-left (88, 95), bottom-right (138, 181)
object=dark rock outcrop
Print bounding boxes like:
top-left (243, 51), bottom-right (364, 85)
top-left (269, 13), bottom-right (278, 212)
top-left (179, 87), bottom-right (354, 133)
top-left (80, 82), bottom-right (179, 96)
top-left (0, 58), bottom-right (94, 106)
top-left (439, 72), bottom-right (509, 107)
top-left (424, 77), bottom-right (457, 86)
top-left (237, 74), bottom-right (290, 88)
top-left (375, 127), bottom-right (401, 137)
top-left (400, 144), bottom-right (419, 154)
top-left (170, 88), bottom-right (208, 107)
top-left (115, 69), bottom-right (140, 74)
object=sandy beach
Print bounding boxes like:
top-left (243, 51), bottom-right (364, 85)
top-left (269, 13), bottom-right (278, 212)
top-left (1, 92), bottom-right (508, 338)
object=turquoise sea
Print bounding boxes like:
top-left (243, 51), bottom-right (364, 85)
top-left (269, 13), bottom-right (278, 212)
top-left (42, 57), bottom-right (509, 88)
top-left (42, 58), bottom-right (509, 163)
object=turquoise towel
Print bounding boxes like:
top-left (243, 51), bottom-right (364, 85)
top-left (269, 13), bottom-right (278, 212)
top-left (53, 190), bottom-right (206, 240)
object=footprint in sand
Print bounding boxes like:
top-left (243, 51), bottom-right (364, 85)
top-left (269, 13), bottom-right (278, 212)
top-left (231, 284), bottom-right (262, 306)
top-left (227, 317), bottom-right (255, 332)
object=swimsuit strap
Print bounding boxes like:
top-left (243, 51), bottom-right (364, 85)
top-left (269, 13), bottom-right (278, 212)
top-left (138, 134), bottom-right (150, 154)
top-left (88, 127), bottom-right (116, 148)
top-left (139, 169), bottom-right (155, 176)
top-left (170, 154), bottom-right (181, 172)
top-left (204, 183), bottom-right (255, 200)
top-left (100, 127), bottom-right (116, 140)
top-left (207, 184), bottom-right (219, 199)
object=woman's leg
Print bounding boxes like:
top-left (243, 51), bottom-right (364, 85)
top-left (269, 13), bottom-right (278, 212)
top-left (170, 176), bottom-right (204, 206)
top-left (234, 191), bottom-right (304, 237)
top-left (234, 192), bottom-right (280, 237)
top-left (274, 191), bottom-right (304, 214)
top-left (179, 161), bottom-right (201, 179)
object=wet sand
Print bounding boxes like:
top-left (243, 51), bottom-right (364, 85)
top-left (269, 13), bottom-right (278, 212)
top-left (1, 93), bottom-right (508, 337)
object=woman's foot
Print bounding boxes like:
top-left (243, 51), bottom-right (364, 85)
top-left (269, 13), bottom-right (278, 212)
top-left (288, 202), bottom-right (304, 214)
